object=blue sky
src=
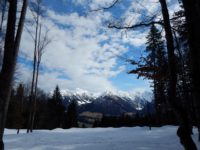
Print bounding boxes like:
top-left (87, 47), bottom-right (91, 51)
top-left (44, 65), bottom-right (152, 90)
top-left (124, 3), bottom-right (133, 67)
top-left (17, 0), bottom-right (179, 95)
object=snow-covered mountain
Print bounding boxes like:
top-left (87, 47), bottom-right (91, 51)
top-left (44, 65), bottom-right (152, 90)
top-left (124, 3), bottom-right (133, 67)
top-left (61, 89), bottom-right (153, 116)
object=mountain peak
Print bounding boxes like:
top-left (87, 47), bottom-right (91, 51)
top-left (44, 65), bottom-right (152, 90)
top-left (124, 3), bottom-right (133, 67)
top-left (61, 89), bottom-right (153, 116)
top-left (60, 88), bottom-right (152, 102)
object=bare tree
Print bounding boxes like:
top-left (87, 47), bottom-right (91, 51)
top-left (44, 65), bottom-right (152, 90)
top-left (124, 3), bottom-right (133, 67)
top-left (27, 0), bottom-right (51, 133)
top-left (0, 0), bottom-right (28, 149)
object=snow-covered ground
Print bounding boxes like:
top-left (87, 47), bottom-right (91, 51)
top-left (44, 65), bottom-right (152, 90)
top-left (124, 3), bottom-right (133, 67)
top-left (4, 126), bottom-right (200, 150)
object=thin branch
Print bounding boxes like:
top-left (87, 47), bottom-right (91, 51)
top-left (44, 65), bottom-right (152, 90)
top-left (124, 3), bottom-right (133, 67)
top-left (24, 24), bottom-right (35, 41)
top-left (90, 0), bottom-right (120, 12)
top-left (108, 20), bottom-right (163, 30)
top-left (108, 14), bottom-right (184, 31)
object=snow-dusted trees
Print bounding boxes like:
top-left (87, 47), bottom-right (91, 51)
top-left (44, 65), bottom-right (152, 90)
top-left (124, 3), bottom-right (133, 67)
top-left (0, 0), bottom-right (28, 149)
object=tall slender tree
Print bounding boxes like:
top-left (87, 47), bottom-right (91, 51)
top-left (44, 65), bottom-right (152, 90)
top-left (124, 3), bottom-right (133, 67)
top-left (64, 100), bottom-right (78, 129)
top-left (171, 8), bottom-right (195, 134)
top-left (27, 0), bottom-right (51, 133)
top-left (159, 0), bottom-right (196, 149)
top-left (15, 84), bottom-right (25, 134)
top-left (47, 86), bottom-right (65, 129)
top-left (181, 0), bottom-right (200, 141)
top-left (129, 24), bottom-right (167, 117)
top-left (0, 0), bottom-right (28, 149)
top-left (145, 24), bottom-right (167, 123)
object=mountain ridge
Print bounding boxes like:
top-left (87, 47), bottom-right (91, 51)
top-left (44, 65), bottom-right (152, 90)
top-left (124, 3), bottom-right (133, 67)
top-left (61, 89), bottom-right (153, 116)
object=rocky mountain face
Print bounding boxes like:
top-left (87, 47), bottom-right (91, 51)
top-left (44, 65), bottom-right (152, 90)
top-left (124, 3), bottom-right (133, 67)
top-left (62, 90), bottom-right (154, 116)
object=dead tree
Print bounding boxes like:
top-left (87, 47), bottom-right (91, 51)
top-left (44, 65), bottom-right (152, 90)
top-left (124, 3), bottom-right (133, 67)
top-left (0, 0), bottom-right (28, 149)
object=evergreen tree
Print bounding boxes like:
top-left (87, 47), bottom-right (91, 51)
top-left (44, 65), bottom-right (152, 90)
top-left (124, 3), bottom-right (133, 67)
top-left (6, 84), bottom-right (25, 132)
top-left (146, 24), bottom-right (167, 122)
top-left (172, 8), bottom-right (195, 131)
top-left (47, 85), bottom-right (65, 129)
top-left (6, 89), bottom-right (16, 128)
top-left (64, 100), bottom-right (78, 128)
top-left (52, 86), bottom-right (63, 103)
top-left (15, 84), bottom-right (25, 134)
top-left (129, 24), bottom-right (167, 124)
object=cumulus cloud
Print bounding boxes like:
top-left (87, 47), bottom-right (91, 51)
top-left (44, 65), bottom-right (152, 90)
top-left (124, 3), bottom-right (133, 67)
top-left (18, 5), bottom-right (130, 93)
top-left (18, 0), bottom-right (178, 93)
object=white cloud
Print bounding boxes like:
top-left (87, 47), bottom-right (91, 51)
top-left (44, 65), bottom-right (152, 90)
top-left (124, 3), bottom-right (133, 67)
top-left (18, 7), bottom-right (130, 93)
top-left (72, 0), bottom-right (119, 10)
top-left (17, 0), bottom-right (172, 93)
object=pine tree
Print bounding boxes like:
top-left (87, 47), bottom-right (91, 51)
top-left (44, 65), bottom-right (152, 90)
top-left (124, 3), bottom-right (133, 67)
top-left (129, 24), bottom-right (167, 123)
top-left (47, 85), bottom-right (65, 129)
top-left (15, 84), bottom-right (25, 134)
top-left (172, 8), bottom-right (195, 132)
top-left (64, 100), bottom-right (78, 128)
top-left (146, 24), bottom-right (167, 122)
top-left (6, 84), bottom-right (25, 132)
top-left (6, 89), bottom-right (16, 128)
top-left (52, 86), bottom-right (62, 103)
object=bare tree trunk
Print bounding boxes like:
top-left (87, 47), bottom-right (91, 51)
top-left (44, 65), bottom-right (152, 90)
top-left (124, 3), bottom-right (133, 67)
top-left (181, 0), bottom-right (200, 141)
top-left (27, 5), bottom-right (40, 133)
top-left (27, 51), bottom-right (37, 133)
top-left (28, 1), bottom-right (51, 132)
top-left (17, 85), bottom-right (24, 134)
top-left (159, 0), bottom-right (197, 149)
top-left (0, 0), bottom-right (28, 149)
top-left (30, 23), bottom-right (42, 132)
top-left (173, 31), bottom-right (193, 134)
top-left (0, 1), bottom-right (17, 149)
top-left (30, 60), bottom-right (39, 132)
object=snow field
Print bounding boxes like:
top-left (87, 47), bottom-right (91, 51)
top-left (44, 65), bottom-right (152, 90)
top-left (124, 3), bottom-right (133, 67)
top-left (4, 126), bottom-right (200, 150)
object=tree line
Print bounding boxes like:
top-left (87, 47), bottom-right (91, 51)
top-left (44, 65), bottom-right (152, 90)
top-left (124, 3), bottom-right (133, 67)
top-left (6, 83), bottom-right (179, 130)
top-left (6, 85), bottom-right (78, 131)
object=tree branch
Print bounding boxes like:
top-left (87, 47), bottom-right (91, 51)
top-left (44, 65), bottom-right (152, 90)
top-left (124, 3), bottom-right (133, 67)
top-left (90, 0), bottom-right (120, 12)
top-left (108, 14), bottom-right (184, 31)
top-left (108, 21), bottom-right (164, 30)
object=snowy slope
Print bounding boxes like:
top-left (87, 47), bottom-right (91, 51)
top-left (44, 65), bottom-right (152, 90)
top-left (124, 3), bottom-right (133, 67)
top-left (78, 94), bottom-right (139, 116)
top-left (4, 126), bottom-right (200, 150)
top-left (61, 89), bottom-right (151, 106)
top-left (62, 89), bottom-right (152, 116)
